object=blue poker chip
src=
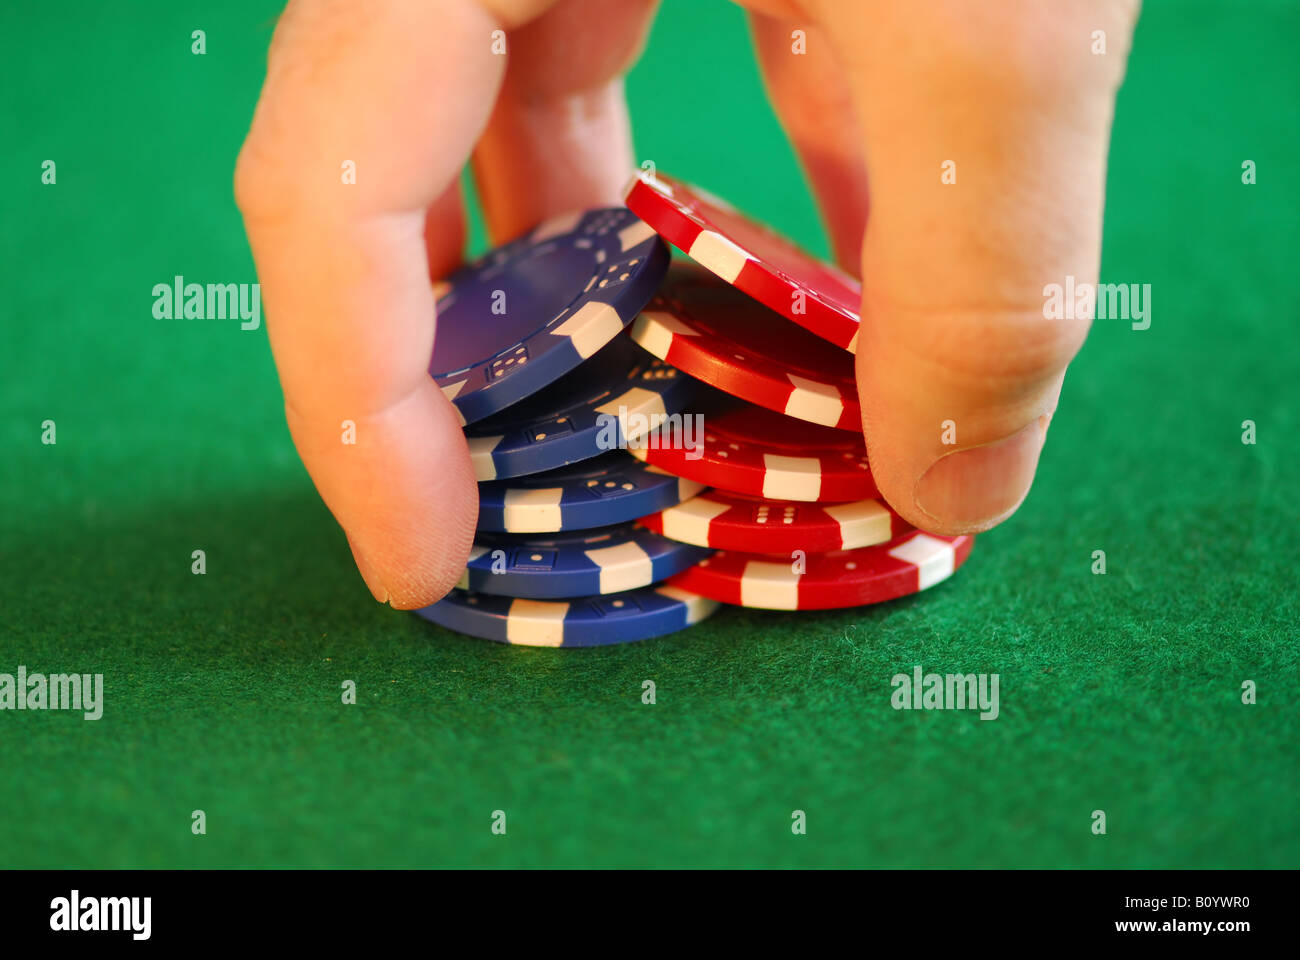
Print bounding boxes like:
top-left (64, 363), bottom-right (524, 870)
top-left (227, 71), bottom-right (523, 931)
top-left (414, 584), bottom-right (720, 647)
top-left (431, 208), bottom-right (670, 426)
top-left (458, 522), bottom-right (711, 599)
top-left (464, 335), bottom-right (697, 481)
top-left (476, 451), bottom-right (706, 533)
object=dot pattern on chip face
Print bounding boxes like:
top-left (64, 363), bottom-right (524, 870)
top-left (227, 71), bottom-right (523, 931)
top-left (597, 262), bottom-right (636, 290)
top-left (491, 347), bottom-right (528, 380)
top-left (588, 478), bottom-right (635, 493)
top-left (752, 504), bottom-right (797, 526)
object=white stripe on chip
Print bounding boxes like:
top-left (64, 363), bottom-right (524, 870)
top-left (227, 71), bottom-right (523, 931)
top-left (501, 487), bottom-right (564, 533)
top-left (784, 373), bottom-right (846, 427)
top-left (824, 500), bottom-right (892, 549)
top-left (888, 533), bottom-right (956, 588)
top-left (761, 454), bottom-right (822, 500)
top-left (738, 560), bottom-right (800, 610)
top-left (618, 218), bottom-right (656, 252)
top-left (585, 540), bottom-right (654, 594)
top-left (467, 434), bottom-right (504, 481)
top-left (655, 584), bottom-right (719, 623)
top-left (631, 309), bottom-right (698, 360)
top-left (660, 496), bottom-right (729, 545)
top-left (597, 386), bottom-right (668, 443)
top-left (504, 598), bottom-right (568, 646)
top-left (688, 229), bottom-right (752, 283)
top-left (553, 301), bottom-right (624, 358)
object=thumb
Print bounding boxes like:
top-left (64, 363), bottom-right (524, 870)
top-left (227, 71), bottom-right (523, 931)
top-left (831, 1), bottom-right (1138, 532)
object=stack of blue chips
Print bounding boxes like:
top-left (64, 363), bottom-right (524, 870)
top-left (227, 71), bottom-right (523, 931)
top-left (417, 206), bottom-right (720, 647)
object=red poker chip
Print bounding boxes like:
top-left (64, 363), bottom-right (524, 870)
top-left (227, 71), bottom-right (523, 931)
top-left (666, 532), bottom-right (976, 610)
top-left (631, 263), bottom-right (861, 430)
top-left (624, 172), bottom-right (863, 353)
top-left (628, 396), bottom-right (878, 503)
top-left (639, 488), bottom-right (910, 555)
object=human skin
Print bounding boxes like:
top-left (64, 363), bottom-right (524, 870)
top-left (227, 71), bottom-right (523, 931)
top-left (234, 0), bottom-right (1140, 608)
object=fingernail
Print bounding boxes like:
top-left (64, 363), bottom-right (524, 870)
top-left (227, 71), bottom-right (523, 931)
top-left (346, 534), bottom-right (390, 604)
top-left (914, 419), bottom-right (1046, 529)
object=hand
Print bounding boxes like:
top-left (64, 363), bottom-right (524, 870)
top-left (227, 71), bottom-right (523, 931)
top-left (235, 0), bottom-right (1139, 608)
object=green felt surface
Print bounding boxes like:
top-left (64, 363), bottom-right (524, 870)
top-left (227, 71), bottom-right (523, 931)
top-left (2, 0), bottom-right (1297, 868)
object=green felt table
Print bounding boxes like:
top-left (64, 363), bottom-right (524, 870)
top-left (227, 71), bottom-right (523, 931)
top-left (2, 0), bottom-right (1297, 869)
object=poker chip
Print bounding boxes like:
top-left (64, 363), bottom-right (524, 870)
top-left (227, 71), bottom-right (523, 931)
top-left (458, 522), bottom-right (711, 599)
top-left (666, 532), bottom-right (976, 610)
top-left (476, 451), bottom-right (704, 533)
top-left (416, 584), bottom-right (719, 647)
top-left (639, 489), bottom-right (910, 555)
top-left (631, 263), bottom-right (861, 430)
top-left (624, 173), bottom-right (862, 353)
top-left (629, 395), bottom-right (878, 502)
top-left (464, 335), bottom-right (697, 481)
top-left (430, 207), bottom-right (670, 425)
